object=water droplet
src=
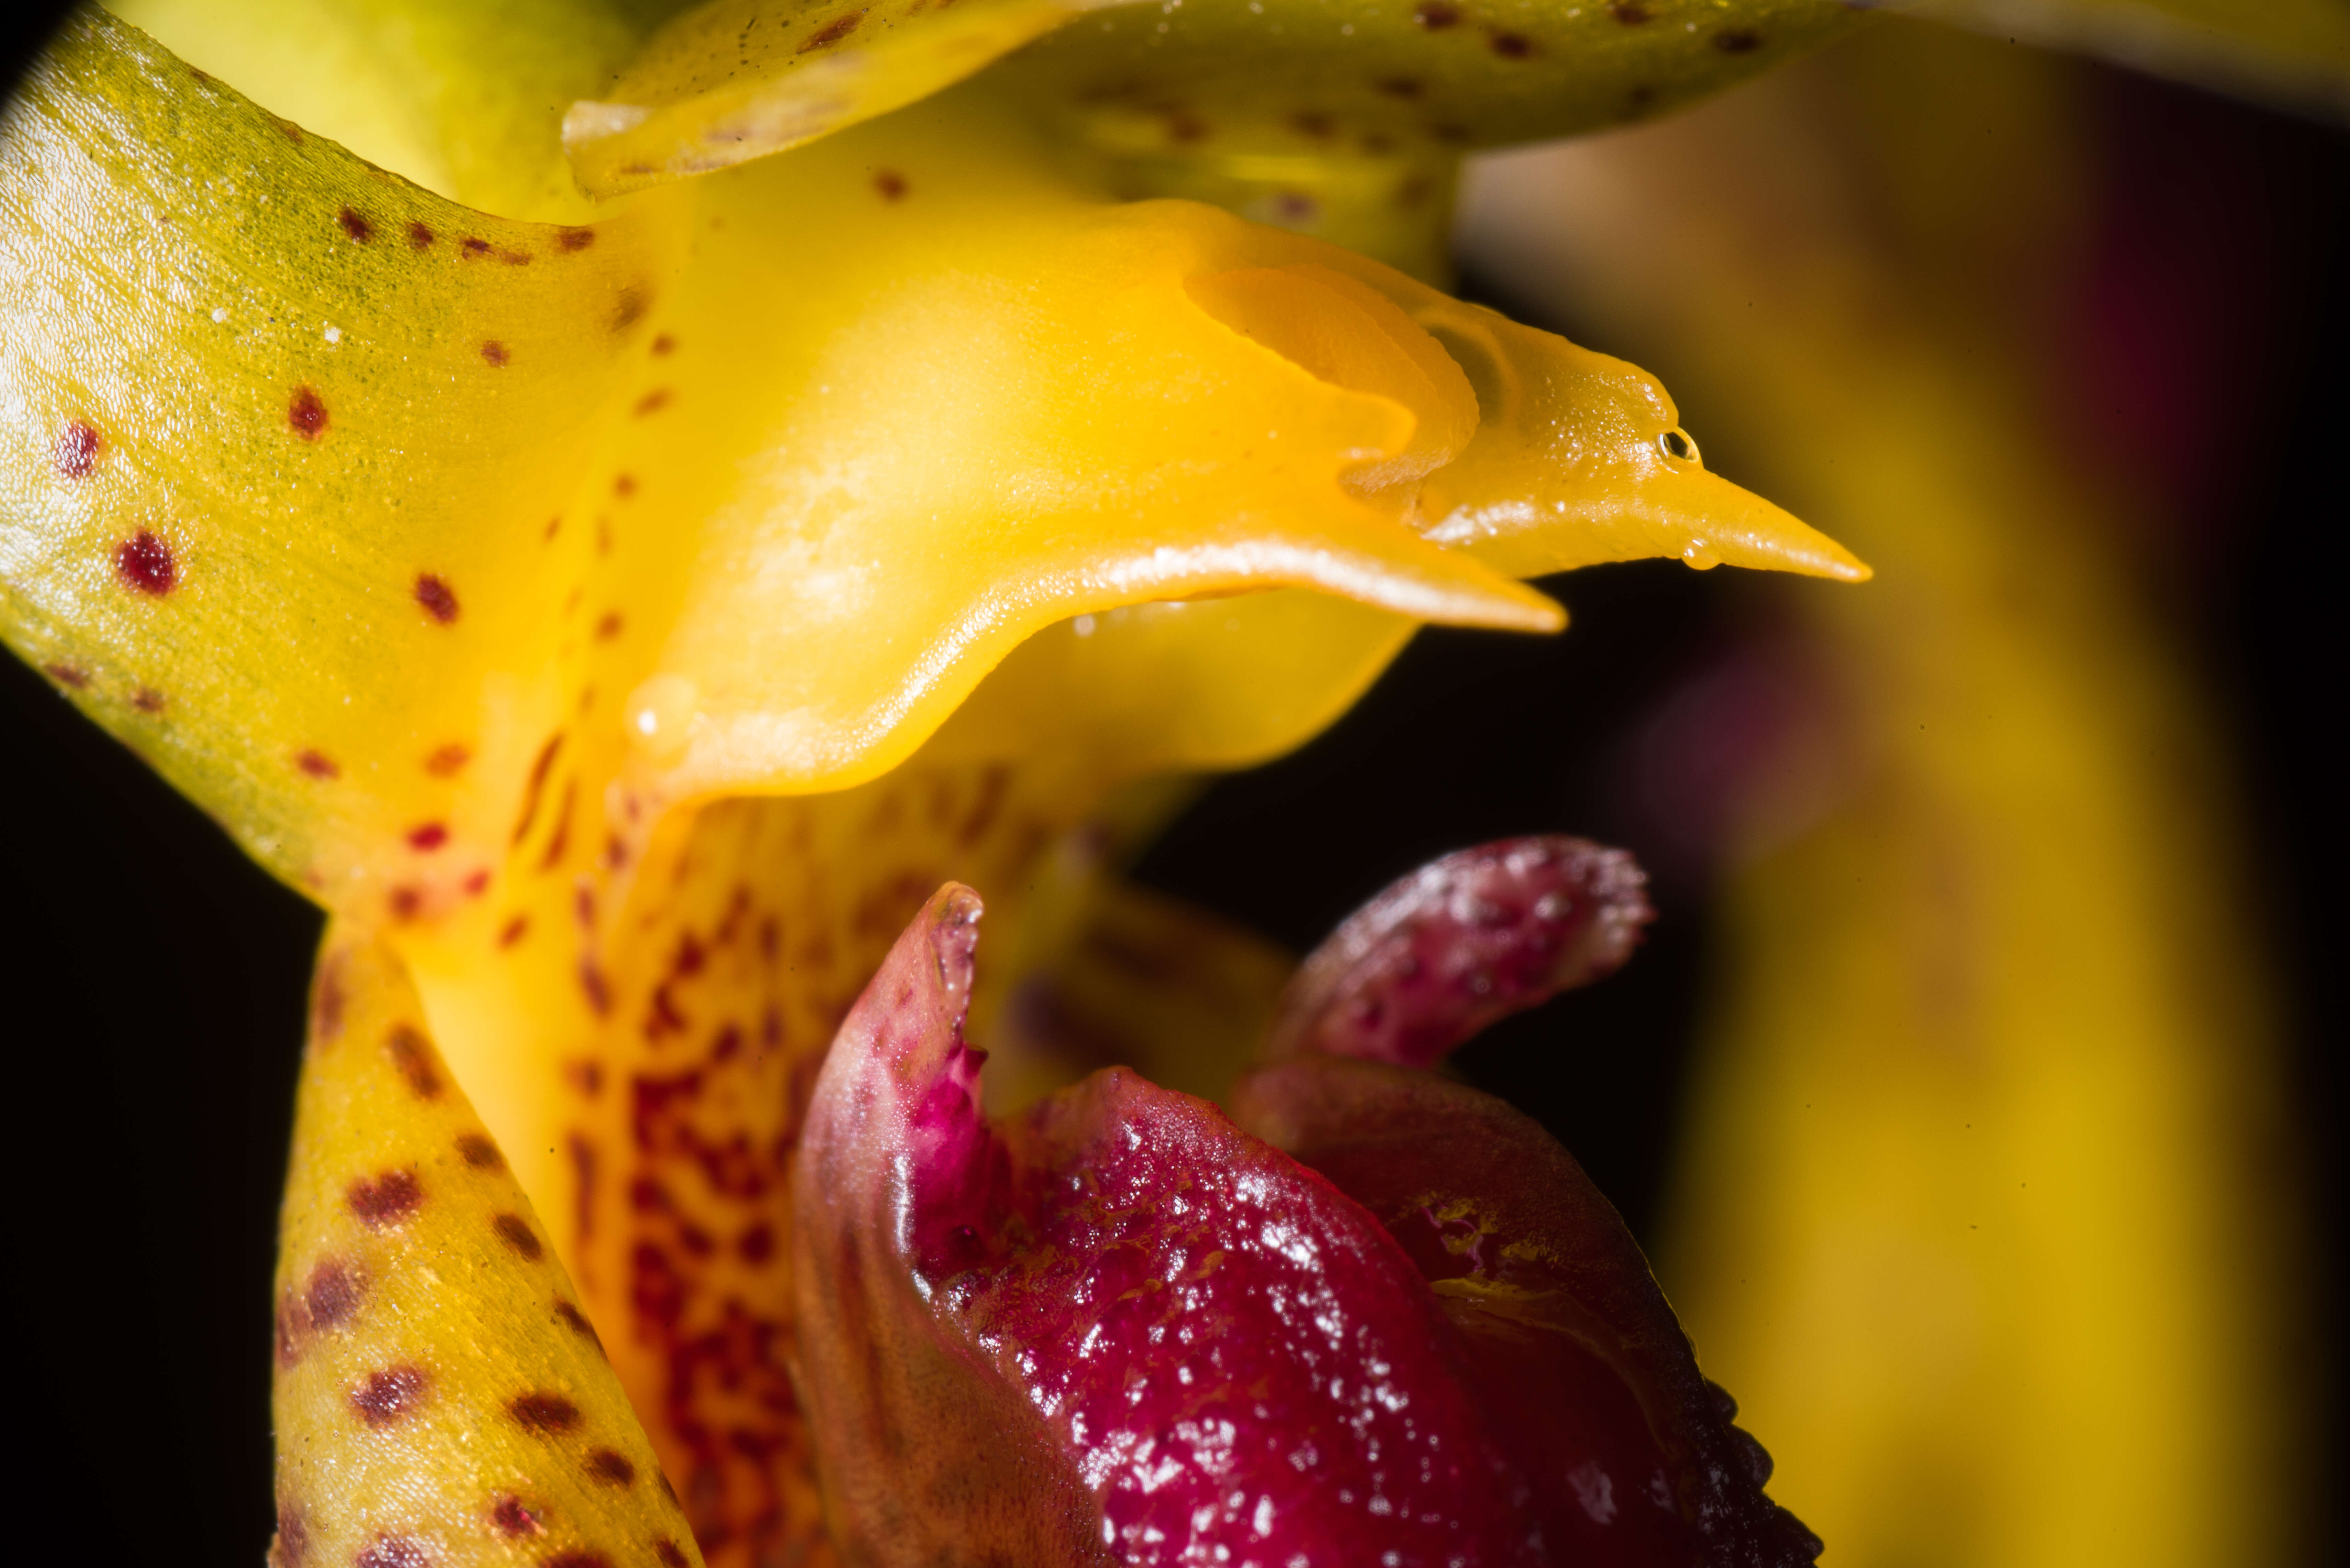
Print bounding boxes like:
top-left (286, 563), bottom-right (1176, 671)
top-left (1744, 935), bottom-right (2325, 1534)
top-left (1680, 540), bottom-right (1721, 571)
top-left (625, 674), bottom-right (699, 765)
top-left (1658, 428), bottom-right (1700, 463)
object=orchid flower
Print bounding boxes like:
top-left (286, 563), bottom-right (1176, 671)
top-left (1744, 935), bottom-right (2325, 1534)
top-left (0, 2), bottom-right (1877, 1563)
top-left (4, 0), bottom-right (2330, 1564)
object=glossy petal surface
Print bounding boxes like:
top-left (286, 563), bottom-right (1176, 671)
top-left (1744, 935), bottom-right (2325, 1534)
top-left (273, 935), bottom-right (704, 1568)
top-left (795, 884), bottom-right (1549, 1567)
top-left (1232, 1057), bottom-right (1820, 1568)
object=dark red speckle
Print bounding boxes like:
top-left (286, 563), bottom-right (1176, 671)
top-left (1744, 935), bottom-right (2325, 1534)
top-left (414, 573), bottom-right (460, 624)
top-left (481, 340), bottom-right (509, 366)
top-left (296, 748), bottom-right (340, 780)
top-left (268, 1504), bottom-right (307, 1568)
top-left (494, 1213), bottom-right (545, 1260)
top-left (800, 9), bottom-right (866, 50)
top-left (346, 1170), bottom-right (423, 1226)
top-left (489, 1496), bottom-right (545, 1538)
top-left (114, 529), bottom-right (178, 594)
top-left (553, 1298), bottom-right (605, 1354)
top-left (44, 663), bottom-right (88, 689)
top-left (655, 1543), bottom-right (689, 1568)
top-left (1611, 1), bottom-right (1651, 22)
top-left (304, 1257), bottom-right (365, 1329)
top-left (425, 742), bottom-right (470, 777)
top-left (462, 868), bottom-right (491, 897)
top-left (406, 821), bottom-right (449, 851)
top-left (509, 1391), bottom-right (582, 1433)
top-left (873, 170), bottom-right (907, 201)
top-left (633, 388), bottom-right (671, 417)
top-left (649, 334), bottom-right (675, 356)
top-left (53, 419), bottom-right (101, 477)
top-left (1375, 76), bottom-right (1423, 99)
top-left (1414, 2), bottom-right (1459, 26)
top-left (557, 227), bottom-right (596, 252)
top-left (612, 474), bottom-right (636, 498)
top-left (349, 1365), bottom-right (427, 1426)
top-left (1715, 28), bottom-right (1760, 52)
top-left (354, 1537), bottom-right (429, 1568)
top-left (132, 687), bottom-right (165, 713)
top-left (461, 237), bottom-right (492, 258)
top-left (388, 885), bottom-right (423, 922)
top-left (288, 385), bottom-right (329, 439)
top-left (498, 915), bottom-right (530, 948)
top-left (540, 1555), bottom-right (614, 1568)
top-left (337, 206), bottom-right (374, 242)
top-left (457, 1133), bottom-right (503, 1169)
top-left (594, 611), bottom-right (623, 640)
top-left (1490, 30), bottom-right (1533, 56)
top-left (386, 1024), bottom-right (442, 1097)
top-left (583, 1448), bottom-right (635, 1486)
top-left (406, 221), bottom-right (435, 249)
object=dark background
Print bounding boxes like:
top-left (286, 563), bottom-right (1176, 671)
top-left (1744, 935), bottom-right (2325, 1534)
top-left (3, 8), bottom-right (2341, 1561)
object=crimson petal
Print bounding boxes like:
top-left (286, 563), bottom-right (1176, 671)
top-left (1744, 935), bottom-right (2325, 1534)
top-left (1266, 835), bottom-right (1653, 1067)
top-left (794, 884), bottom-right (1548, 1567)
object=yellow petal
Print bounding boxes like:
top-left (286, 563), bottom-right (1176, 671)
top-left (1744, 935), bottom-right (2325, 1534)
top-left (565, 0), bottom-right (1138, 197)
top-left (107, 0), bottom-right (643, 219)
top-left (274, 933), bottom-right (704, 1568)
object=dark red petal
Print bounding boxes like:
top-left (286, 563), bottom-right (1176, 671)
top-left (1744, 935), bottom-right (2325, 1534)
top-left (794, 885), bottom-right (1545, 1568)
top-left (1231, 1056), bottom-right (1821, 1568)
top-left (1267, 835), bottom-right (1653, 1067)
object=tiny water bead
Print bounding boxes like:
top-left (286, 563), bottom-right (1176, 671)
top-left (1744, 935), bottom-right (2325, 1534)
top-left (626, 674), bottom-right (700, 765)
top-left (1658, 427), bottom-right (1701, 463)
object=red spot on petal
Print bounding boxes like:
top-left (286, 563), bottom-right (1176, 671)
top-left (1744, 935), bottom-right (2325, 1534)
top-left (508, 1391), bottom-right (581, 1433)
top-left (114, 529), bottom-right (178, 594)
top-left (388, 885), bottom-right (423, 922)
top-left (557, 227), bottom-right (596, 252)
top-left (53, 419), bottom-right (100, 477)
top-left (481, 340), bottom-right (509, 366)
top-left (594, 611), bottom-right (623, 640)
top-left (873, 170), bottom-right (906, 201)
top-left (414, 573), bottom-right (460, 623)
top-left (295, 749), bottom-right (340, 780)
top-left (494, 1213), bottom-right (545, 1260)
top-left (649, 334), bottom-right (675, 356)
top-left (354, 1537), bottom-right (429, 1568)
top-left (406, 821), bottom-right (449, 851)
top-left (498, 914), bottom-right (531, 948)
top-left (304, 1257), bottom-right (364, 1329)
top-left (800, 8), bottom-right (867, 50)
top-left (463, 868), bottom-right (491, 896)
top-left (499, 248), bottom-right (533, 266)
top-left (287, 386), bottom-right (328, 439)
top-left (346, 1170), bottom-right (422, 1225)
top-left (1610, 0), bottom-right (1651, 21)
top-left (489, 1496), bottom-right (545, 1538)
top-left (132, 686), bottom-right (165, 713)
top-left (1715, 27), bottom-right (1760, 51)
top-left (554, 1298), bottom-right (605, 1355)
top-left (457, 1133), bottom-right (503, 1169)
top-left (540, 1554), bottom-right (613, 1568)
top-left (424, 743), bottom-right (470, 777)
top-left (43, 663), bottom-right (88, 689)
top-left (1414, 1), bottom-right (1458, 25)
top-left (461, 236), bottom-right (492, 258)
top-left (612, 474), bottom-right (636, 498)
top-left (633, 388), bottom-right (671, 417)
top-left (738, 1223), bottom-right (775, 1264)
top-left (406, 221), bottom-right (435, 248)
top-left (385, 1024), bottom-right (442, 1097)
top-left (583, 1448), bottom-right (635, 1486)
top-left (349, 1365), bottom-right (426, 1426)
top-left (1489, 30), bottom-right (1533, 56)
top-left (336, 206), bottom-right (374, 241)
top-left (656, 1543), bottom-right (689, 1568)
